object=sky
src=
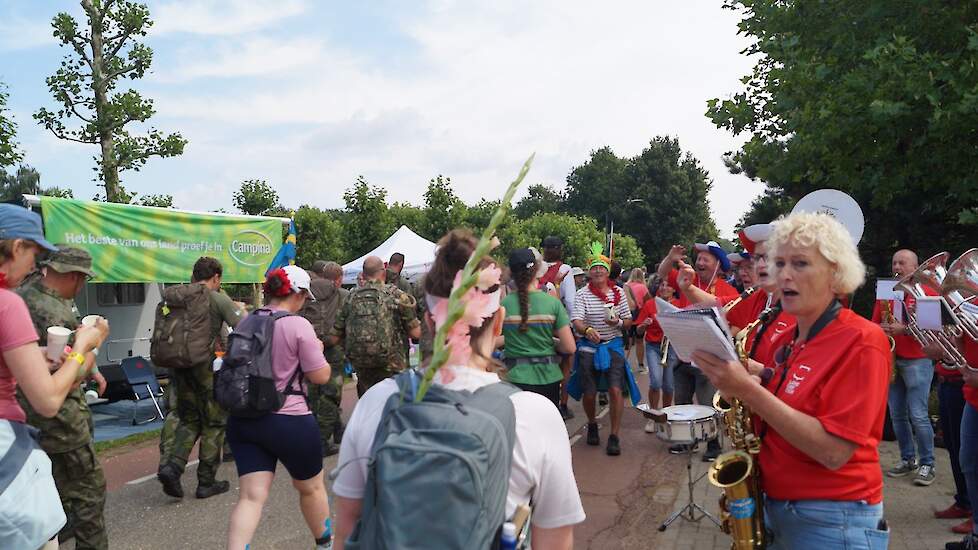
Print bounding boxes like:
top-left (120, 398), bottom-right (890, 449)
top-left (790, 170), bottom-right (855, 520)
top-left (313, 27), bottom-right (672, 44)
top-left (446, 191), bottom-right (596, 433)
top-left (0, 0), bottom-right (765, 239)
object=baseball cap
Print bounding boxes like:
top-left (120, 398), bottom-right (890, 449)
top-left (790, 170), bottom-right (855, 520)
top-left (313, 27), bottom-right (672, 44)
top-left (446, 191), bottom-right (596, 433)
top-left (571, 266), bottom-right (585, 277)
top-left (693, 241), bottom-right (731, 272)
top-left (43, 246), bottom-right (96, 278)
top-left (0, 204), bottom-right (58, 252)
top-left (541, 236), bottom-right (563, 248)
top-left (281, 264), bottom-right (315, 301)
top-left (508, 248), bottom-right (536, 275)
top-left (311, 260), bottom-right (328, 274)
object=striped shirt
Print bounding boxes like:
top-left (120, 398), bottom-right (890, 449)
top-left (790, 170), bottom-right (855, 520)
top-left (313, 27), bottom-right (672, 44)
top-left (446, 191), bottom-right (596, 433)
top-left (572, 285), bottom-right (632, 342)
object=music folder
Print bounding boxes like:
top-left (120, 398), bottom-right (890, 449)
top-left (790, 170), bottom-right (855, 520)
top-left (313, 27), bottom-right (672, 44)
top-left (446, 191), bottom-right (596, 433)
top-left (655, 306), bottom-right (738, 366)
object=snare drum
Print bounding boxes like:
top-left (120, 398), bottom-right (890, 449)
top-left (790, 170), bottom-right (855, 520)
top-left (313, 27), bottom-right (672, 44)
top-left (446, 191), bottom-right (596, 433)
top-left (656, 405), bottom-right (719, 444)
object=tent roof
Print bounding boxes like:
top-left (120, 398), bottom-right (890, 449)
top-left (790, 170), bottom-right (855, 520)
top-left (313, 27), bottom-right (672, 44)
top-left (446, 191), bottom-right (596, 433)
top-left (342, 225), bottom-right (437, 284)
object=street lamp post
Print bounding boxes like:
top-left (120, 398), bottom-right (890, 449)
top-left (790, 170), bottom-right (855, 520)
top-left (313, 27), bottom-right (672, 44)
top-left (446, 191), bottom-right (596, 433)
top-left (606, 198), bottom-right (644, 259)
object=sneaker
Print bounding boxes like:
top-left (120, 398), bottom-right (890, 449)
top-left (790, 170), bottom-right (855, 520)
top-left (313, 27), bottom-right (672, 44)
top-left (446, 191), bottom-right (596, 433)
top-left (157, 463), bottom-right (183, 498)
top-left (915, 464), bottom-right (937, 486)
top-left (195, 480), bottom-right (230, 499)
top-left (886, 459), bottom-right (918, 477)
top-left (316, 534), bottom-right (333, 550)
top-left (953, 519), bottom-right (975, 535)
top-left (702, 446), bottom-right (721, 462)
top-left (586, 422), bottom-right (600, 446)
top-left (558, 403), bottom-right (575, 421)
top-left (937, 504), bottom-right (973, 519)
top-left (644, 420), bottom-right (657, 434)
top-left (945, 533), bottom-right (978, 550)
top-left (669, 443), bottom-right (698, 454)
top-left (637, 363), bottom-right (648, 374)
top-left (606, 434), bottom-right (621, 456)
top-left (598, 392), bottom-right (609, 407)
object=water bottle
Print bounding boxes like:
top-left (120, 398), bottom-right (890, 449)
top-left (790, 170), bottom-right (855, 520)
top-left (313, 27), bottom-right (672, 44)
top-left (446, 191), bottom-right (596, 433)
top-left (500, 522), bottom-right (517, 550)
top-left (212, 352), bottom-right (224, 373)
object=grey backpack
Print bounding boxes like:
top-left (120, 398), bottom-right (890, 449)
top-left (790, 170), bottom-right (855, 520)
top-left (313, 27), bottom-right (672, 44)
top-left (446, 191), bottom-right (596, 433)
top-left (344, 370), bottom-right (519, 550)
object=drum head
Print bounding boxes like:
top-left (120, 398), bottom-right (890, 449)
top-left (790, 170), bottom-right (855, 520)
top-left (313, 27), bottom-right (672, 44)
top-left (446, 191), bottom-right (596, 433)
top-left (791, 189), bottom-right (865, 245)
top-left (662, 404), bottom-right (716, 421)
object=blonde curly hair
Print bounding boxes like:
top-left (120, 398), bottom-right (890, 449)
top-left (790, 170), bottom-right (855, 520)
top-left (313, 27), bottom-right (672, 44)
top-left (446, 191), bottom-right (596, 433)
top-left (768, 212), bottom-right (866, 295)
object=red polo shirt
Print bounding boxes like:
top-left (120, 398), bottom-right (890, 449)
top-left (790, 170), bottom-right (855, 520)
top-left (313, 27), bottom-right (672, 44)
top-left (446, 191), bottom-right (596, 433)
top-left (759, 308), bottom-right (890, 504)
top-left (962, 338), bottom-right (978, 408)
top-left (725, 288), bottom-right (769, 331)
top-left (745, 307), bottom-right (797, 369)
top-left (635, 297), bottom-right (681, 344)
top-left (669, 270), bottom-right (740, 308)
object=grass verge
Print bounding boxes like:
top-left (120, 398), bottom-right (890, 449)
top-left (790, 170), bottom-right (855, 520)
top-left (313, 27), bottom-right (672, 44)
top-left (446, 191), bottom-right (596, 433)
top-left (95, 428), bottom-right (162, 456)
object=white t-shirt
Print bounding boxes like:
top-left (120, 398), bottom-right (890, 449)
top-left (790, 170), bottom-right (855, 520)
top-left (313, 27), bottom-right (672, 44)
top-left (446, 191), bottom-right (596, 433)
top-left (332, 366), bottom-right (586, 530)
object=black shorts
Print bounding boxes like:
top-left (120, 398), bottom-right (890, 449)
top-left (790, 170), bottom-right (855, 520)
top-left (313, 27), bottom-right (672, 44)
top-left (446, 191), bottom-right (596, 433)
top-left (511, 381), bottom-right (561, 408)
top-left (577, 350), bottom-right (627, 395)
top-left (226, 413), bottom-right (323, 481)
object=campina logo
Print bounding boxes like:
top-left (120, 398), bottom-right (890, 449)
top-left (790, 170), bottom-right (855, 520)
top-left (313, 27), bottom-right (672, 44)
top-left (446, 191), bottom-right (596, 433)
top-left (229, 229), bottom-right (274, 266)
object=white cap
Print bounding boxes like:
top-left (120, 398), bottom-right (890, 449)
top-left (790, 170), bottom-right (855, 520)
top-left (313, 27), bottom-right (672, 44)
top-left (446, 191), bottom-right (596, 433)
top-left (281, 264), bottom-right (315, 301)
top-left (571, 266), bottom-right (585, 277)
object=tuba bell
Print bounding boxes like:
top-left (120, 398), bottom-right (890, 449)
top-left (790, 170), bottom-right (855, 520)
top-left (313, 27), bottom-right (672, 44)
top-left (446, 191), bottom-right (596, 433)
top-left (941, 248), bottom-right (978, 341)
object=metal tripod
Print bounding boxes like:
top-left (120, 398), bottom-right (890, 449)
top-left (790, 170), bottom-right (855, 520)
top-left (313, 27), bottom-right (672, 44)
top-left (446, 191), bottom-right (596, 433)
top-left (658, 442), bottom-right (720, 531)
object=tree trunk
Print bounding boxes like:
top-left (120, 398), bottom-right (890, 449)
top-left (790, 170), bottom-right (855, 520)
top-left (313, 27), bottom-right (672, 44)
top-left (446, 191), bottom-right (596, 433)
top-left (83, 0), bottom-right (120, 202)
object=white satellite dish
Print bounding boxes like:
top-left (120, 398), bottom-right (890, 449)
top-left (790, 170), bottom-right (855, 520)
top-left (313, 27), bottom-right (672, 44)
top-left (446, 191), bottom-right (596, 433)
top-left (791, 189), bottom-right (865, 245)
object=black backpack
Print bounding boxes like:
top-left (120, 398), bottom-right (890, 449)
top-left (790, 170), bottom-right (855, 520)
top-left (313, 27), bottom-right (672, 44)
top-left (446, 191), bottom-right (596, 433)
top-left (214, 308), bottom-right (303, 417)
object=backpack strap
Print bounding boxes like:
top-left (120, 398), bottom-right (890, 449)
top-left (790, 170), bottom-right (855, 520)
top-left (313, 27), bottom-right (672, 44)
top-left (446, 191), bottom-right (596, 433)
top-left (259, 309), bottom-right (305, 397)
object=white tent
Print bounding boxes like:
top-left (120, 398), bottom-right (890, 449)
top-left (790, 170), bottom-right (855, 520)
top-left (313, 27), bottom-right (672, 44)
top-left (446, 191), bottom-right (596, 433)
top-left (342, 225), bottom-right (437, 284)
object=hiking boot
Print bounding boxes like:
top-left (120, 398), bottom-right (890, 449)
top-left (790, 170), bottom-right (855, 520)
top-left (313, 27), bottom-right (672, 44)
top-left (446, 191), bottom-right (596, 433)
top-left (606, 434), bottom-right (621, 456)
top-left (195, 480), bottom-right (230, 499)
top-left (954, 520), bottom-right (975, 535)
top-left (558, 403), bottom-right (575, 421)
top-left (886, 458), bottom-right (918, 477)
top-left (937, 504), bottom-right (972, 519)
top-left (915, 464), bottom-right (937, 486)
top-left (323, 442), bottom-right (340, 457)
top-left (333, 421), bottom-right (345, 445)
top-left (669, 443), bottom-right (698, 454)
top-left (598, 392), bottom-right (609, 407)
top-left (157, 463), bottom-right (183, 498)
top-left (946, 533), bottom-right (978, 550)
top-left (644, 420), bottom-right (657, 434)
top-left (586, 422), bottom-right (600, 446)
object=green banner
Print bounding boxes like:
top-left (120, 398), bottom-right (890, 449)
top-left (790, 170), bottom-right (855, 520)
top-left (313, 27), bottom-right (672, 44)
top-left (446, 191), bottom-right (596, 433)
top-left (41, 197), bottom-right (284, 283)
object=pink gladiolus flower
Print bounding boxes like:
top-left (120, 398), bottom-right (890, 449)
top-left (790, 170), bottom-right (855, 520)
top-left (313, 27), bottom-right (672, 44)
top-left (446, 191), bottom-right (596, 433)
top-left (476, 265), bottom-right (502, 291)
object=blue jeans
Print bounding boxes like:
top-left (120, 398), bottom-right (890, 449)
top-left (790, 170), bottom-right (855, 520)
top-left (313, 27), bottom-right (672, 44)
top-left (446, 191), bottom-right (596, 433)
top-left (888, 357), bottom-right (935, 466)
top-left (643, 341), bottom-right (677, 393)
top-left (940, 379), bottom-right (970, 510)
top-left (765, 499), bottom-right (888, 550)
top-left (959, 403), bottom-right (978, 531)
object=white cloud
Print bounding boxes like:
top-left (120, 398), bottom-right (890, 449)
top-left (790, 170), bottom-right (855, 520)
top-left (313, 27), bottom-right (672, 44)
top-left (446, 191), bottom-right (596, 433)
top-left (0, 15), bottom-right (55, 52)
top-left (153, 36), bottom-right (328, 82)
top-left (150, 0), bottom-right (309, 36)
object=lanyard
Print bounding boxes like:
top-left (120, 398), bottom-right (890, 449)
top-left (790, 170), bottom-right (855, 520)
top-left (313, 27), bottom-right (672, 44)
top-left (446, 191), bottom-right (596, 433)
top-left (747, 302), bottom-right (783, 361)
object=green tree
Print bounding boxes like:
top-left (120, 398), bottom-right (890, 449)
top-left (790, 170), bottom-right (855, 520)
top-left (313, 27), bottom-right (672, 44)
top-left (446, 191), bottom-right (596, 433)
top-left (233, 179), bottom-right (280, 215)
top-left (564, 139), bottom-right (718, 263)
top-left (342, 176), bottom-right (393, 258)
top-left (35, 0), bottom-right (186, 203)
top-left (464, 198), bottom-right (503, 232)
top-left (135, 193), bottom-right (172, 208)
top-left (293, 205), bottom-right (347, 267)
top-left (0, 165), bottom-right (75, 201)
top-left (708, 0), bottom-right (978, 280)
top-left (736, 187), bottom-right (793, 230)
top-left (0, 83), bottom-right (21, 168)
top-left (512, 184), bottom-right (564, 219)
top-left (421, 175), bottom-right (467, 241)
top-left (389, 201), bottom-right (426, 234)
top-left (498, 212), bottom-right (644, 270)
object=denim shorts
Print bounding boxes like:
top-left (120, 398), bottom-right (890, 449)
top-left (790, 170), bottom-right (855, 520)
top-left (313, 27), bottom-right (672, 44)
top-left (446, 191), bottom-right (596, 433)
top-left (764, 498), bottom-right (888, 550)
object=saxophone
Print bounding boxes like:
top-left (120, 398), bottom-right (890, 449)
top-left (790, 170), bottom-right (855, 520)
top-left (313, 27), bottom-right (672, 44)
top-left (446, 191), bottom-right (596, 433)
top-left (708, 308), bottom-right (772, 550)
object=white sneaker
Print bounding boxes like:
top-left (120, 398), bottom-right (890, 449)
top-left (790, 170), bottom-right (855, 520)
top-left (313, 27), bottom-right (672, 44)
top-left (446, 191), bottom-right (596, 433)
top-left (637, 363), bottom-right (648, 374)
top-left (645, 419), bottom-right (657, 434)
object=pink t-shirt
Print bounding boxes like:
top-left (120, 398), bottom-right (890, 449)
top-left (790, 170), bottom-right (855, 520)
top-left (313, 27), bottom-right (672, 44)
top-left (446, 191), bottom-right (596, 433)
top-left (0, 288), bottom-right (38, 423)
top-left (267, 306), bottom-right (329, 415)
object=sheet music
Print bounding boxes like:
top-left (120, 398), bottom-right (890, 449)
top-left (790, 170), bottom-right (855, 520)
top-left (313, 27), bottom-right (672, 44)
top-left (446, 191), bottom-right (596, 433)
top-left (655, 307), bottom-right (738, 365)
top-left (655, 296), bottom-right (679, 314)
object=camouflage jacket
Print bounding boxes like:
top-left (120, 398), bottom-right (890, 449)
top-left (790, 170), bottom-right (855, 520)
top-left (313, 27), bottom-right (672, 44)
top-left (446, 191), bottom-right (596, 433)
top-left (306, 278), bottom-right (349, 368)
top-left (385, 268), bottom-right (413, 295)
top-left (331, 280), bottom-right (419, 369)
top-left (15, 279), bottom-right (92, 454)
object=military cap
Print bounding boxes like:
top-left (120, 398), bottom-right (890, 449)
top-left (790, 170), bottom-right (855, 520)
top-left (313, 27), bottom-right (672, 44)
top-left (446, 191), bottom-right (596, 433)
top-left (43, 245), bottom-right (96, 278)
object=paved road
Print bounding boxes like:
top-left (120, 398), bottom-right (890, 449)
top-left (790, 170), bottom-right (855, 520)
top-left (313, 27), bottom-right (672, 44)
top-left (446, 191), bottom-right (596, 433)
top-left (64, 358), bottom-right (967, 549)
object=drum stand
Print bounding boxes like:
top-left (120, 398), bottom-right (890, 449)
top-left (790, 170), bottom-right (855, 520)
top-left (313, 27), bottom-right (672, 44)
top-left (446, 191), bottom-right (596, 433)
top-left (658, 440), bottom-right (720, 531)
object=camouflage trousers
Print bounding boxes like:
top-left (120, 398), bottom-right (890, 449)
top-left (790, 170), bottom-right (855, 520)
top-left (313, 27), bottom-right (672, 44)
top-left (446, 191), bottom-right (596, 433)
top-left (354, 364), bottom-right (399, 397)
top-left (158, 364), bottom-right (227, 485)
top-left (306, 373), bottom-right (344, 448)
top-left (51, 442), bottom-right (107, 550)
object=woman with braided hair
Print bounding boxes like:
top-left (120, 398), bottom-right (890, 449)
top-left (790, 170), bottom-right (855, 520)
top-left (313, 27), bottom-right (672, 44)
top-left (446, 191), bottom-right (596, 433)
top-left (498, 248), bottom-right (577, 407)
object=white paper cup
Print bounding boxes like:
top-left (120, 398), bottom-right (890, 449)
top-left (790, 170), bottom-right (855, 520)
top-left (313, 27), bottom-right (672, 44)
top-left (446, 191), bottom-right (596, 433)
top-left (81, 315), bottom-right (100, 327)
top-left (46, 326), bottom-right (72, 362)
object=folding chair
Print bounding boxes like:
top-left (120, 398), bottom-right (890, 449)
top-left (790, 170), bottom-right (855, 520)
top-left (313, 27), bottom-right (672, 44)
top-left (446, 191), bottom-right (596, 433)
top-left (120, 356), bottom-right (166, 425)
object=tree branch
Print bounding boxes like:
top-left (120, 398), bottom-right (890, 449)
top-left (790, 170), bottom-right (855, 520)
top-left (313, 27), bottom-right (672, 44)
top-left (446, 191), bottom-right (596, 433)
top-left (105, 28), bottom-right (134, 61)
top-left (68, 101), bottom-right (95, 124)
top-left (106, 63), bottom-right (138, 81)
top-left (47, 126), bottom-right (96, 144)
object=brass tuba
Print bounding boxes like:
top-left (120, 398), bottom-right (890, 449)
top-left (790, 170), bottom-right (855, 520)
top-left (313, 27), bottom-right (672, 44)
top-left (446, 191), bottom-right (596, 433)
top-left (708, 311), bottom-right (770, 549)
top-left (941, 248), bottom-right (978, 341)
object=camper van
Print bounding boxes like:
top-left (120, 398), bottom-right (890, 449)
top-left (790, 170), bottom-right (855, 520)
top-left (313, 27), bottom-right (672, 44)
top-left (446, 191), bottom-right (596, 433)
top-left (22, 194), bottom-right (289, 400)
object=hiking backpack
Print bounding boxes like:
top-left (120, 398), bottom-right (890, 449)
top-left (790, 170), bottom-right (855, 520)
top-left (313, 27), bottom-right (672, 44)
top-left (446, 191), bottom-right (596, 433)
top-left (214, 308), bottom-right (303, 417)
top-left (344, 285), bottom-right (396, 363)
top-left (298, 281), bottom-right (342, 341)
top-left (344, 370), bottom-right (519, 550)
top-left (150, 284), bottom-right (213, 369)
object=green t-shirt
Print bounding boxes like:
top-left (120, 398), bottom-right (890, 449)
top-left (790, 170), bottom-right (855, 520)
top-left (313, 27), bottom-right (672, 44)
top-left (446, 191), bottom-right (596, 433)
top-left (500, 290), bottom-right (569, 385)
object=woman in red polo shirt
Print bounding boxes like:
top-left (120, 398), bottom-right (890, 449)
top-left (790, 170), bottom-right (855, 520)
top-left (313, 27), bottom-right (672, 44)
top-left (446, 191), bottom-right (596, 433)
top-left (948, 335), bottom-right (978, 550)
top-left (635, 278), bottom-right (680, 416)
top-left (694, 212), bottom-right (890, 549)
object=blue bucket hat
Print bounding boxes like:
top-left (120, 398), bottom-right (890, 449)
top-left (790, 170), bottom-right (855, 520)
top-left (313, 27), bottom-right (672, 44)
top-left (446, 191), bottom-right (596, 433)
top-left (693, 240), bottom-right (731, 272)
top-left (0, 204), bottom-right (58, 251)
